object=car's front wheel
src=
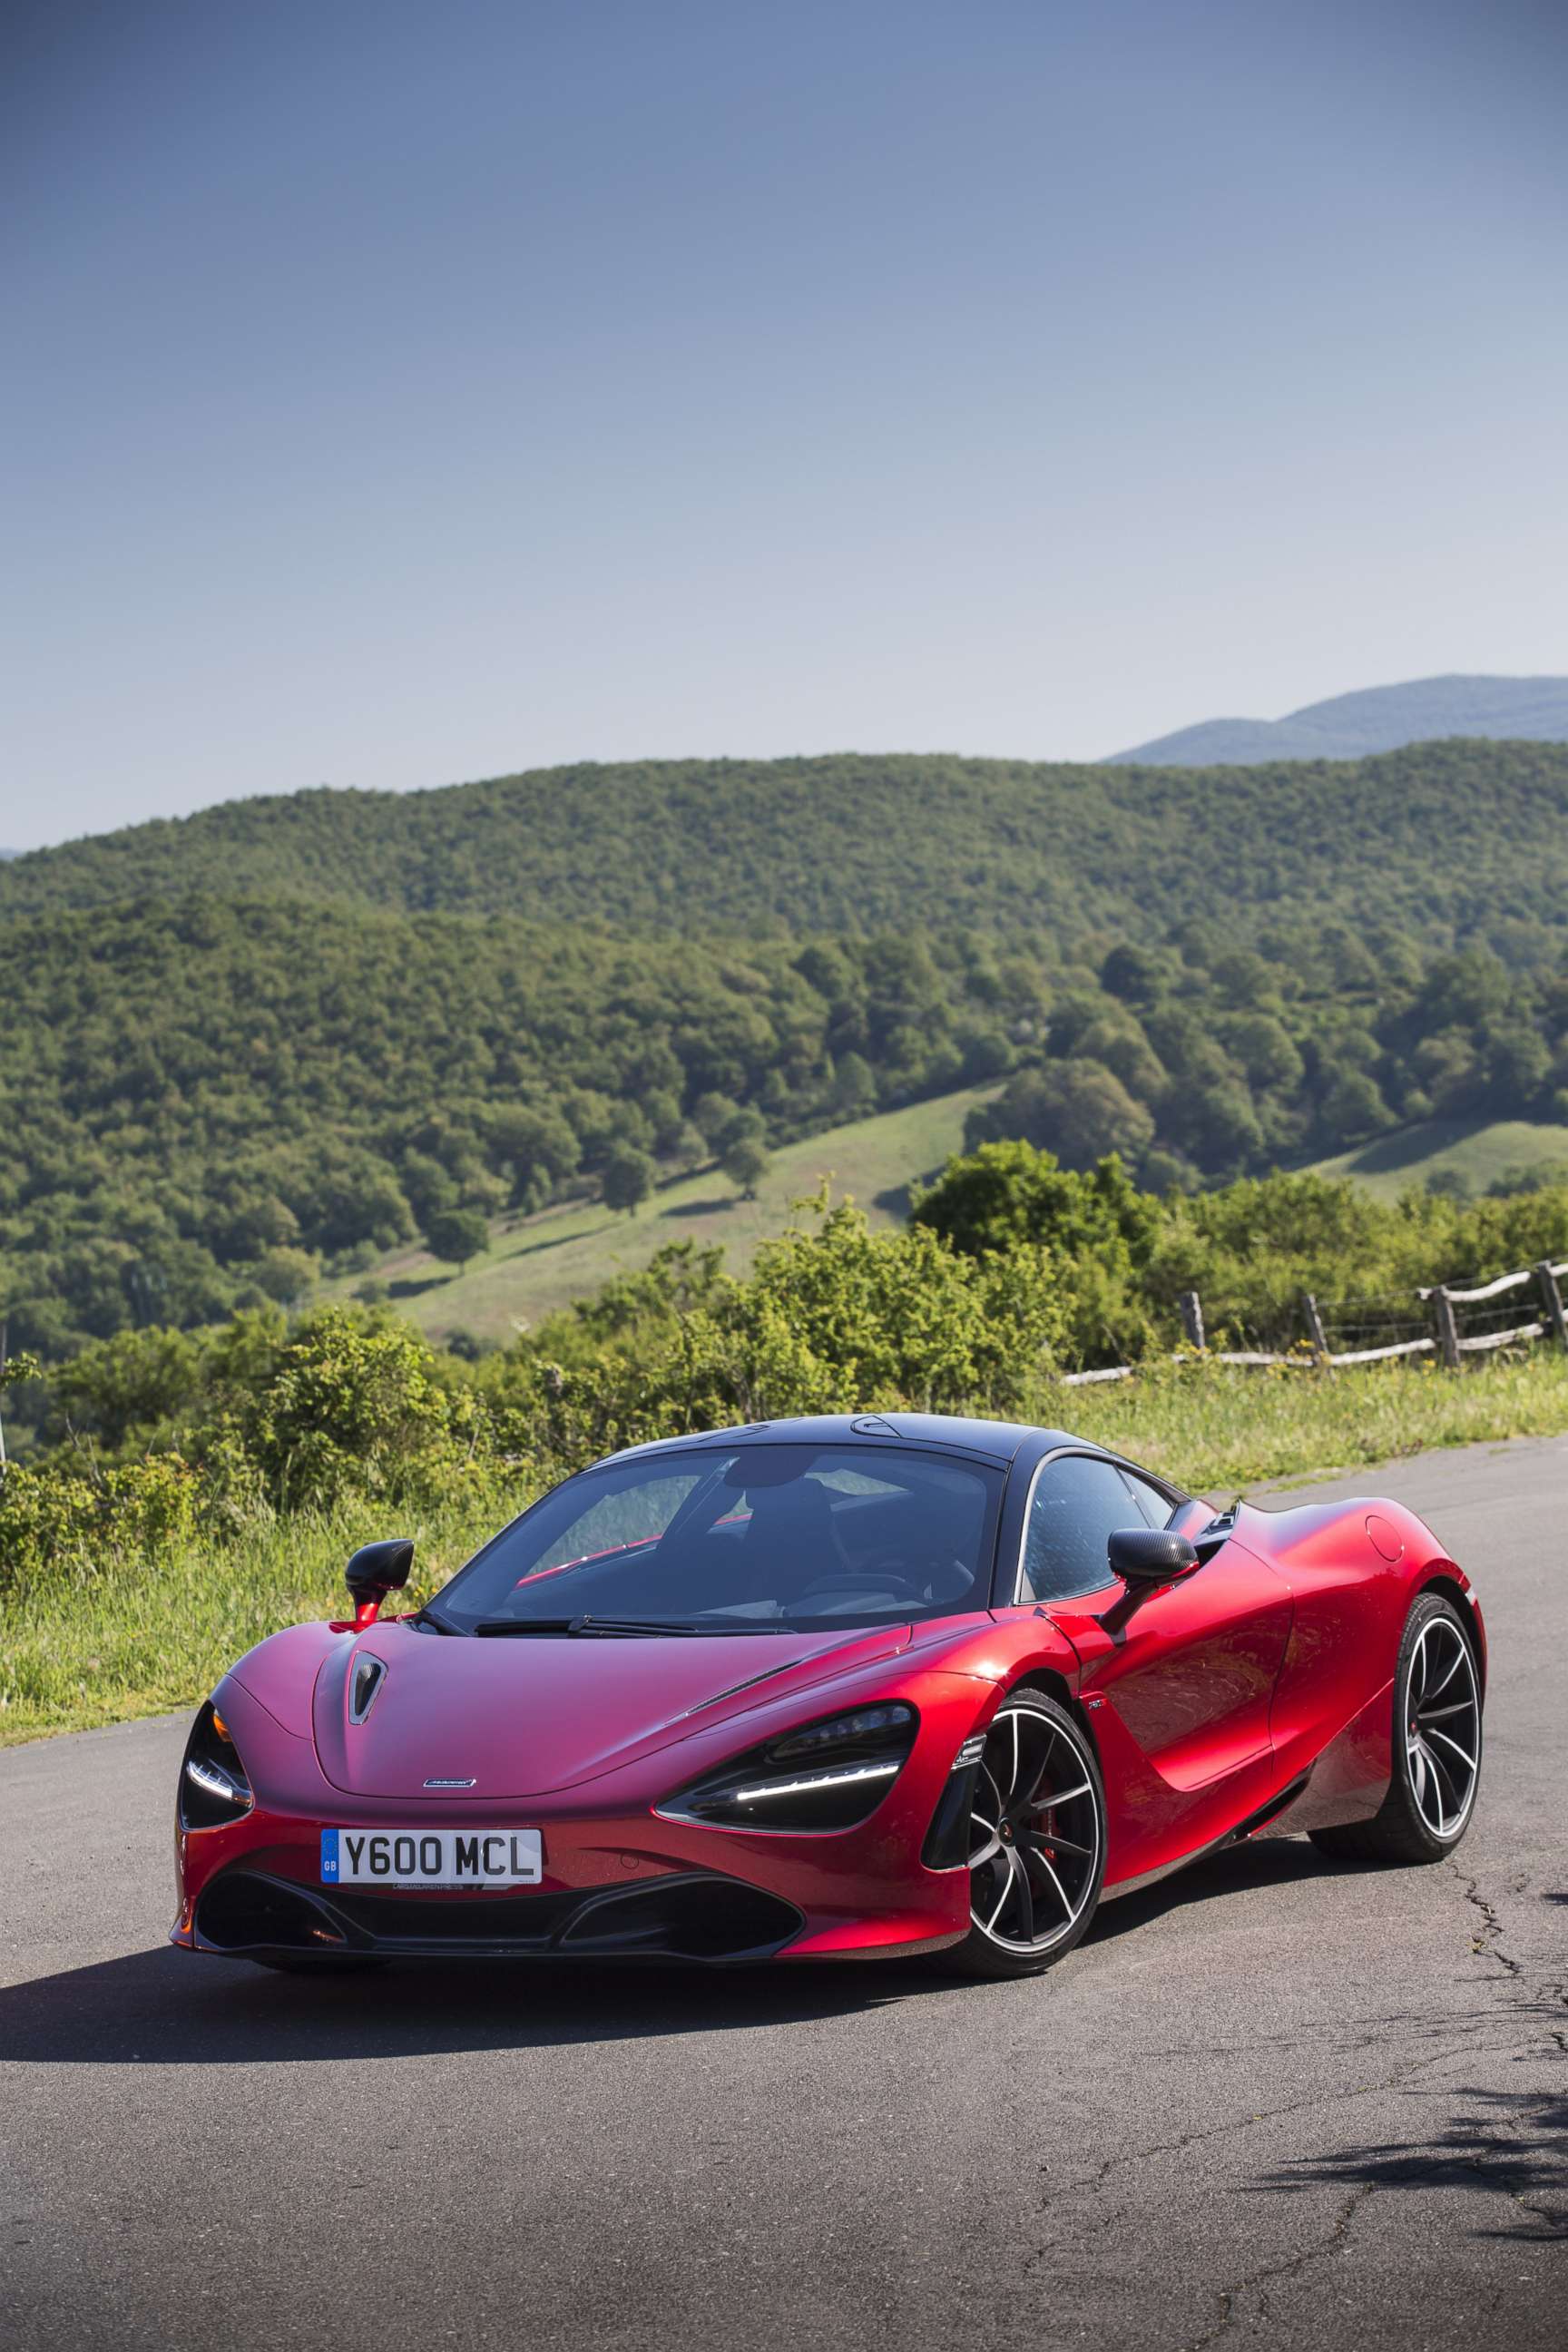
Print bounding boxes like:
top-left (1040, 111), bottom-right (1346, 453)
top-left (1310, 1592), bottom-right (1483, 1865)
top-left (944, 1690), bottom-right (1106, 1979)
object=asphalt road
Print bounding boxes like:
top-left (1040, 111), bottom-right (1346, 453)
top-left (3, 1437), bottom-right (1565, 2351)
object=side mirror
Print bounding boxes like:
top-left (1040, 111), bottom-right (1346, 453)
top-left (1107, 1527), bottom-right (1200, 1588)
top-left (346, 1537), bottom-right (415, 1630)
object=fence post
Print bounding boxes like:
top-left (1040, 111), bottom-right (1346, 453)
top-left (1431, 1286), bottom-right (1462, 1371)
top-left (1535, 1262), bottom-right (1568, 1353)
top-left (1179, 1289), bottom-right (1206, 1352)
top-left (1302, 1291), bottom-right (1329, 1365)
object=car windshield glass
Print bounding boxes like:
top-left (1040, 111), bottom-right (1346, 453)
top-left (430, 1445), bottom-right (1004, 1634)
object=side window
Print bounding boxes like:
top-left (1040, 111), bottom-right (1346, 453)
top-left (1018, 1455), bottom-right (1147, 1603)
top-left (1118, 1468), bottom-right (1174, 1529)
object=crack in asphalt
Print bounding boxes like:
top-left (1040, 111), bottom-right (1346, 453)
top-left (1449, 1854), bottom-right (1528, 1984)
top-left (1024, 1851), bottom-right (1568, 2337)
top-left (1183, 2181), bottom-right (1380, 2352)
top-left (1030, 2016), bottom-right (1529, 2230)
top-left (1443, 1859), bottom-right (1568, 2239)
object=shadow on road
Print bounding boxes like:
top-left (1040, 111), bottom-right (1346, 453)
top-left (1253, 2075), bottom-right (1568, 2242)
top-left (0, 1944), bottom-right (948, 2068)
top-left (0, 1838), bottom-right (1362, 2068)
top-left (1086, 1832), bottom-right (1348, 1943)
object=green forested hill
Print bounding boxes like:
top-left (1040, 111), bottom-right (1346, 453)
top-left (5, 740), bottom-right (1568, 948)
top-left (0, 900), bottom-right (1029, 1353)
top-left (5, 737), bottom-right (1568, 1367)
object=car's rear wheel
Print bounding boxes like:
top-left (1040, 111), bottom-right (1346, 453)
top-left (1310, 1593), bottom-right (1482, 1865)
top-left (943, 1690), bottom-right (1105, 1979)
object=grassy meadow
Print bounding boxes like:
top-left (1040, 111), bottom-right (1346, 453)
top-left (336, 1085), bottom-right (1002, 1345)
top-left (1307, 1115), bottom-right (1568, 1199)
top-left (337, 1094), bottom-right (1568, 1357)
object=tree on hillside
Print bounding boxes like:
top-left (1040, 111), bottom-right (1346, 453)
top-left (912, 1139), bottom-right (1162, 1367)
top-left (966, 1061), bottom-right (1155, 1171)
top-left (828, 1051), bottom-right (877, 1121)
top-left (671, 1122), bottom-right (709, 1171)
top-left (1099, 941), bottom-right (1166, 1007)
top-left (424, 1207), bottom-right (490, 1270)
top-left (603, 1146), bottom-right (654, 1216)
top-left (250, 1246), bottom-right (322, 1306)
top-left (489, 1105), bottom-right (582, 1214)
top-left (1318, 1068), bottom-right (1396, 1146)
top-left (913, 1140), bottom-right (1161, 1267)
top-left (691, 1093), bottom-right (742, 1151)
top-left (722, 1137), bottom-right (770, 1200)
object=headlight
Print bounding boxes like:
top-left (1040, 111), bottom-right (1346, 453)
top-left (179, 1701), bottom-right (254, 1829)
top-left (657, 1702), bottom-right (917, 1832)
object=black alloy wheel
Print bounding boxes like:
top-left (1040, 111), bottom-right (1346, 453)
top-left (948, 1690), bottom-right (1105, 1979)
top-left (1311, 1592), bottom-right (1482, 1865)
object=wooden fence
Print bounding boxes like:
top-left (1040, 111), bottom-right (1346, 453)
top-left (1059, 1258), bottom-right (1568, 1387)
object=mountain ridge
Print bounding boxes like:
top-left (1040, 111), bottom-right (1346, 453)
top-left (1107, 673), bottom-right (1568, 767)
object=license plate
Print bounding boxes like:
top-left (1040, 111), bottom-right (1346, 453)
top-left (319, 1828), bottom-right (543, 1888)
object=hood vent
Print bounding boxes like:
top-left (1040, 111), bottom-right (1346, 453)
top-left (349, 1654), bottom-right (387, 1725)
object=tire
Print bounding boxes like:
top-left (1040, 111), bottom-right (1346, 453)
top-left (941, 1690), bottom-right (1106, 1980)
top-left (1310, 1593), bottom-right (1482, 1866)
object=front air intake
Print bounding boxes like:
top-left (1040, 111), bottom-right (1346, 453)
top-left (561, 1877), bottom-right (802, 1959)
top-left (195, 1871), bottom-right (346, 1953)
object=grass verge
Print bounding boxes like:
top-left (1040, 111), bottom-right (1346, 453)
top-left (4, 1352), bottom-right (1565, 1748)
top-left (1057, 1348), bottom-right (1568, 1491)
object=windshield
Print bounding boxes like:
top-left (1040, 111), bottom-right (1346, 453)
top-left (429, 1444), bottom-right (1004, 1634)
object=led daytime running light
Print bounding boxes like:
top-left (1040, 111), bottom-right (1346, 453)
top-left (185, 1756), bottom-right (248, 1808)
top-left (730, 1759), bottom-right (902, 1804)
top-left (657, 1698), bottom-right (919, 1833)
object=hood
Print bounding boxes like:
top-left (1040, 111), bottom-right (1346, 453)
top-left (311, 1619), bottom-right (911, 1798)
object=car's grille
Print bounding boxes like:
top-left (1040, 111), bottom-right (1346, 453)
top-left (194, 1868), bottom-right (802, 1964)
top-left (322, 1886), bottom-right (583, 1945)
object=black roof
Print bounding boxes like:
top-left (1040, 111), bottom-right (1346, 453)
top-left (601, 1411), bottom-right (1073, 1471)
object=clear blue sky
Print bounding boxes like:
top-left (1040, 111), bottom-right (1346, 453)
top-left (4, 0), bottom-right (1565, 849)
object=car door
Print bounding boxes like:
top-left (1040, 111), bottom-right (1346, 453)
top-left (1009, 1452), bottom-right (1293, 1796)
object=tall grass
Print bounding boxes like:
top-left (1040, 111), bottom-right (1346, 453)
top-left (5, 1352), bottom-right (1565, 1748)
top-left (1054, 1349), bottom-right (1568, 1491)
top-left (0, 1494), bottom-right (511, 1748)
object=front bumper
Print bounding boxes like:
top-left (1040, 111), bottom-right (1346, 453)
top-left (185, 1860), bottom-right (808, 1965)
top-left (172, 1665), bottom-right (992, 1965)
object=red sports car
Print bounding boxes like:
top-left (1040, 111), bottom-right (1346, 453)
top-left (172, 1414), bottom-right (1486, 1978)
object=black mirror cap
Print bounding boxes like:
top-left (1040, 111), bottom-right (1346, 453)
top-left (346, 1537), bottom-right (416, 1602)
top-left (1107, 1526), bottom-right (1200, 1586)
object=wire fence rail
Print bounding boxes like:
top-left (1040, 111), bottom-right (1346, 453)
top-left (1059, 1258), bottom-right (1568, 1387)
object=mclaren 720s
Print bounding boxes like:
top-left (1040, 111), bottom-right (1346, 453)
top-left (172, 1413), bottom-right (1485, 1979)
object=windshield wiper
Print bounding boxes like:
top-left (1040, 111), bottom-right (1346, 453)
top-left (571, 1616), bottom-right (786, 1637)
top-left (475, 1618), bottom-right (578, 1636)
top-left (471, 1614), bottom-right (785, 1638)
